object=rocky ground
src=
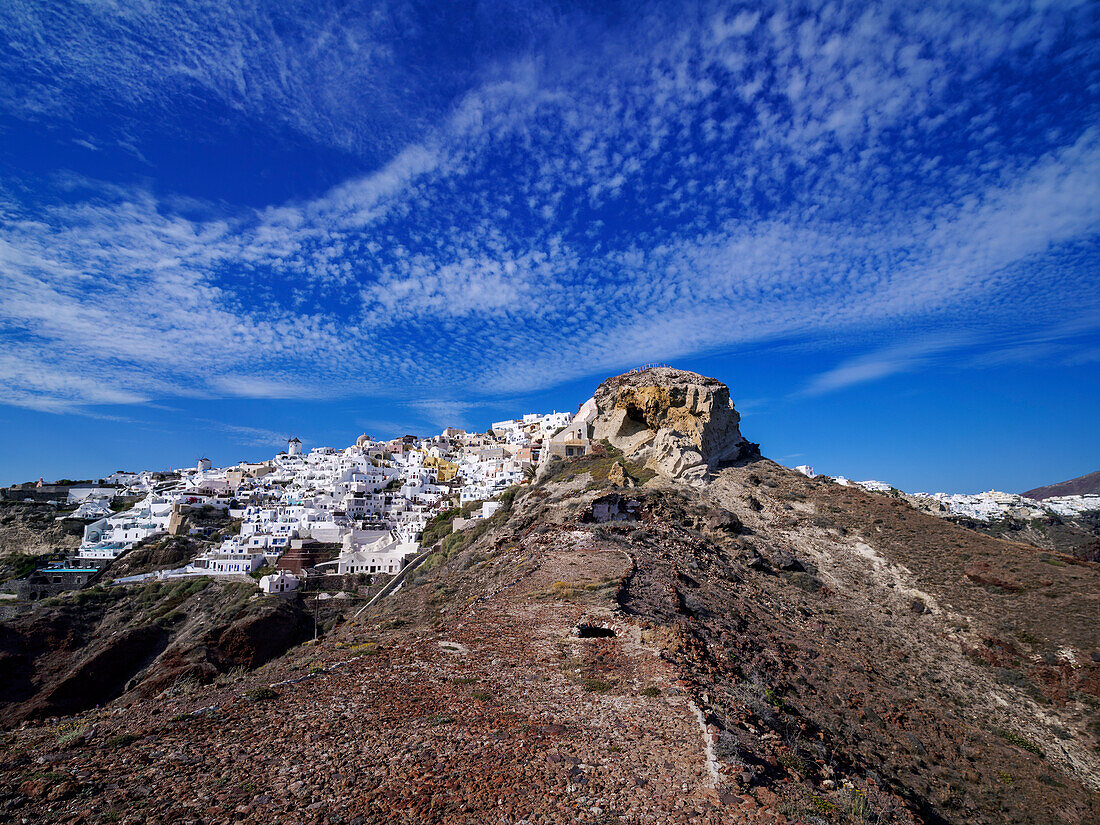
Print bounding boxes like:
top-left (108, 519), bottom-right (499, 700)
top-left (100, 536), bottom-right (208, 582)
top-left (0, 369), bottom-right (1097, 824)
top-left (2, 455), bottom-right (1096, 824)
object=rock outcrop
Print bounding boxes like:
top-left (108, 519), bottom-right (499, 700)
top-left (592, 367), bottom-right (753, 484)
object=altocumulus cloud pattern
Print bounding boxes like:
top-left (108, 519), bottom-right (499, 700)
top-left (0, 0), bottom-right (1097, 413)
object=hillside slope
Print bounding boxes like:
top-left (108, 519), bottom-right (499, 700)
top-left (0, 578), bottom-right (311, 726)
top-left (1024, 470), bottom-right (1100, 500)
top-left (0, 369), bottom-right (1096, 824)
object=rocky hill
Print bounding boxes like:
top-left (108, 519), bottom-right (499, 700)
top-left (1024, 470), bottom-right (1100, 500)
top-left (0, 368), bottom-right (1097, 824)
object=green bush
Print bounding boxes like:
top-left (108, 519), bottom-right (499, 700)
top-left (55, 727), bottom-right (90, 748)
top-left (2, 552), bottom-right (45, 580)
top-left (996, 728), bottom-right (1044, 757)
top-left (421, 509), bottom-right (459, 547)
top-left (778, 752), bottom-right (807, 774)
top-left (73, 585), bottom-right (116, 606)
top-left (246, 687), bottom-right (279, 702)
top-left (583, 678), bottom-right (611, 693)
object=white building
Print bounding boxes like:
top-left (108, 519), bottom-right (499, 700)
top-left (1043, 494), bottom-right (1100, 517)
top-left (194, 550), bottom-right (265, 575)
top-left (259, 570), bottom-right (299, 594)
top-left (67, 486), bottom-right (118, 503)
top-left (76, 494), bottom-right (173, 560)
top-left (857, 480), bottom-right (893, 493)
top-left (328, 529), bottom-right (418, 575)
top-left (66, 497), bottom-right (113, 520)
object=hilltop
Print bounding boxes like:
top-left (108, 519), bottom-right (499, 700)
top-left (0, 368), bottom-right (1097, 824)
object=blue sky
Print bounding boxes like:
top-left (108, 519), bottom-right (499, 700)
top-left (1, 0), bottom-right (1098, 493)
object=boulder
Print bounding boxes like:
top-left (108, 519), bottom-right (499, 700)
top-left (774, 550), bottom-right (803, 571)
top-left (705, 509), bottom-right (742, 534)
top-left (592, 368), bottom-right (750, 485)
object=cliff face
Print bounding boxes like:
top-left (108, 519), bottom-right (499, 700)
top-left (0, 502), bottom-right (84, 559)
top-left (592, 367), bottom-right (752, 484)
top-left (0, 579), bottom-right (311, 726)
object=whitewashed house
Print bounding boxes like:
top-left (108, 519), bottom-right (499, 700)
top-left (195, 550), bottom-right (265, 575)
top-left (328, 529), bottom-right (418, 575)
top-left (66, 497), bottom-right (113, 520)
top-left (259, 570), bottom-right (299, 595)
top-left (76, 494), bottom-right (173, 560)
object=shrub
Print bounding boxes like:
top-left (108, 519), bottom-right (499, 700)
top-left (778, 752), bottom-right (807, 775)
top-left (809, 795), bottom-right (837, 814)
top-left (996, 728), bottom-right (1044, 757)
top-left (470, 691), bottom-right (492, 701)
top-left (169, 676), bottom-right (201, 697)
top-left (640, 686), bottom-right (662, 697)
top-left (246, 687), bottom-right (279, 702)
top-left (73, 585), bottom-right (116, 606)
top-left (498, 486), bottom-right (519, 509)
top-left (714, 731), bottom-right (742, 761)
top-left (583, 678), bottom-right (611, 693)
top-left (55, 727), bottom-right (90, 748)
top-left (2, 552), bottom-right (45, 580)
top-left (215, 666), bottom-right (248, 686)
top-left (105, 733), bottom-right (138, 748)
top-left (421, 508), bottom-right (459, 547)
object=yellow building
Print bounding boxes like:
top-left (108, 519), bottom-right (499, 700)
top-left (424, 455), bottom-right (460, 482)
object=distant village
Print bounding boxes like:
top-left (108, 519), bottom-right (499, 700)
top-left (6, 408), bottom-right (594, 598)
top-left (792, 465), bottom-right (1100, 522)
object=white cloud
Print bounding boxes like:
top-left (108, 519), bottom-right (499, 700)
top-left (801, 336), bottom-right (971, 396)
top-left (0, 0), bottom-right (1096, 412)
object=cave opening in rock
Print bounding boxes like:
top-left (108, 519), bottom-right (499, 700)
top-left (575, 624), bottom-right (616, 638)
top-left (623, 402), bottom-right (649, 428)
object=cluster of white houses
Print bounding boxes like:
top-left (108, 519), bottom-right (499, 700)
top-left (919, 490), bottom-right (1100, 521)
top-left (793, 465), bottom-right (1100, 522)
top-left (70, 409), bottom-right (591, 591)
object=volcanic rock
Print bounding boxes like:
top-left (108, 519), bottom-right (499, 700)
top-left (592, 367), bottom-right (750, 485)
